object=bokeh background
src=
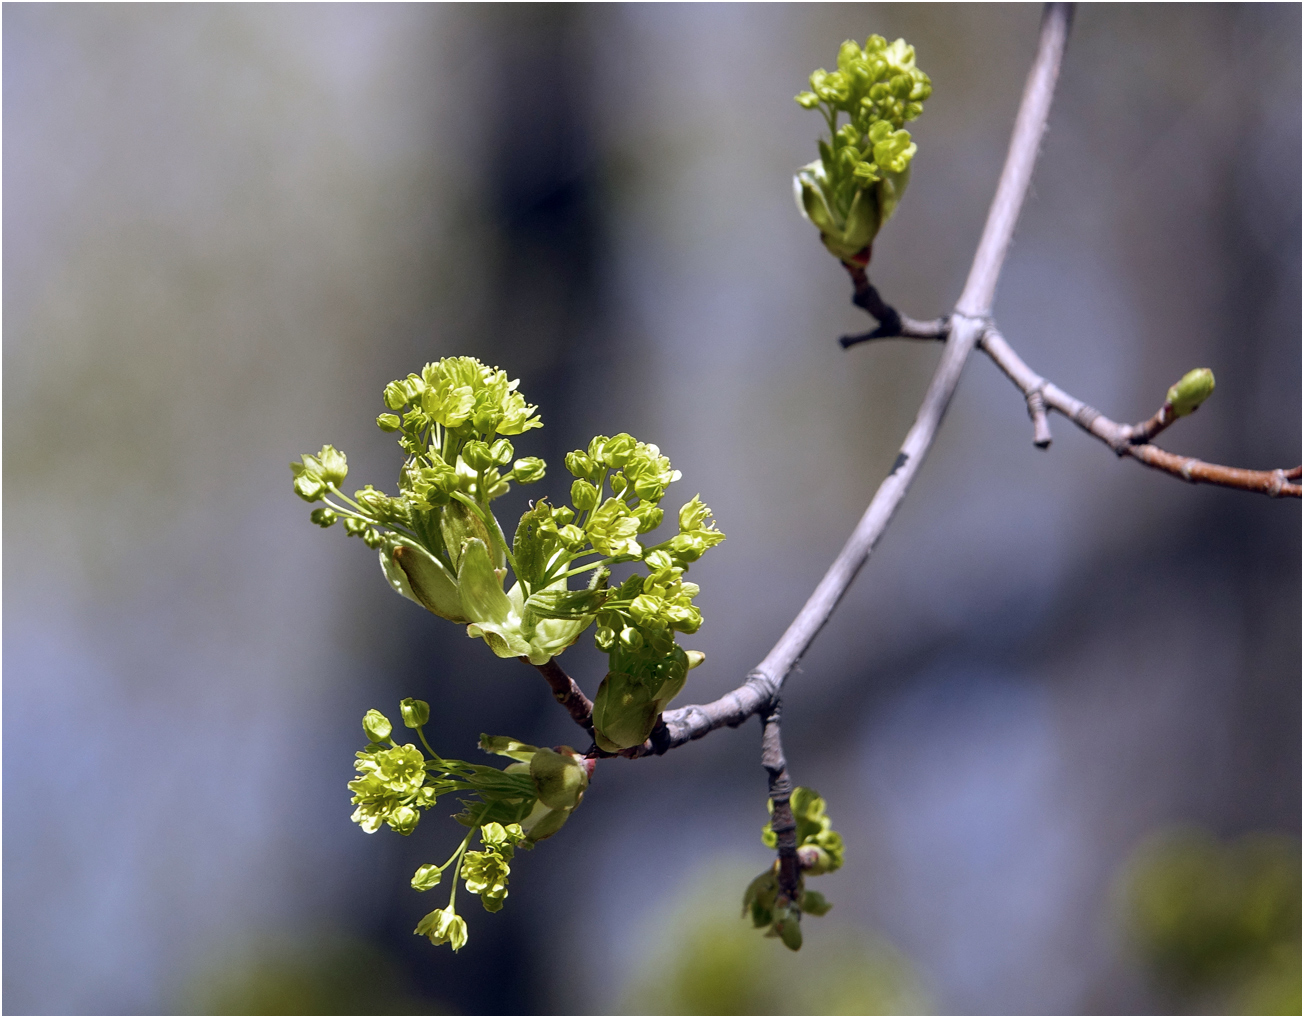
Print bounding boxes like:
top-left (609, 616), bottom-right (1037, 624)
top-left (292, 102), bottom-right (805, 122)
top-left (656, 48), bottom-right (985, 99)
top-left (5, 4), bottom-right (1299, 1014)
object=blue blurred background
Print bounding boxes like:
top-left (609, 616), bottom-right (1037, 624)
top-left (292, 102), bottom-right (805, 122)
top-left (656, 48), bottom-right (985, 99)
top-left (5, 4), bottom-right (1299, 1014)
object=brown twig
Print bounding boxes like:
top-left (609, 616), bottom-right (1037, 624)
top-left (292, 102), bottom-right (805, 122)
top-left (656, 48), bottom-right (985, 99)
top-left (977, 327), bottom-right (1303, 498)
top-left (841, 263), bottom-right (948, 346)
top-left (528, 658), bottom-right (595, 734)
top-left (761, 699), bottom-right (801, 904)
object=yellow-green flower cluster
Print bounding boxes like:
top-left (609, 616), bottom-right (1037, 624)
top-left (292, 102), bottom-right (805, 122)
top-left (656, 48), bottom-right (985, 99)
top-left (794, 35), bottom-right (932, 261)
top-left (349, 702), bottom-right (595, 952)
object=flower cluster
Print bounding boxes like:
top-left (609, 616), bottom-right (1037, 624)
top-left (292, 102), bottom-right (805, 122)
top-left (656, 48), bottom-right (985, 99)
top-left (743, 787), bottom-right (845, 951)
top-left (793, 35), bottom-right (932, 262)
top-left (296, 359), bottom-right (727, 947)
top-left (349, 701), bottom-right (593, 951)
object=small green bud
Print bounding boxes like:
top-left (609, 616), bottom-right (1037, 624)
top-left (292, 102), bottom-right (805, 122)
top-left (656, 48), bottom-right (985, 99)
top-left (609, 473), bottom-right (629, 497)
top-left (400, 698), bottom-right (430, 728)
top-left (389, 804), bottom-right (419, 835)
top-left (565, 450), bottom-right (594, 479)
top-left (606, 434), bottom-right (634, 467)
top-left (1166, 368), bottom-right (1215, 417)
top-left (383, 381), bottom-right (409, 411)
top-left (362, 527), bottom-right (384, 549)
top-left (512, 457), bottom-right (546, 484)
top-left (462, 440), bottom-right (495, 471)
top-left (633, 504), bottom-right (663, 534)
top-left (363, 709), bottom-right (393, 742)
top-left (529, 746), bottom-right (590, 811)
top-left (411, 864), bottom-right (442, 891)
top-left (489, 438), bottom-right (514, 466)
top-left (343, 517), bottom-right (368, 536)
top-left (799, 889), bottom-right (832, 916)
top-left (310, 507), bottom-right (338, 528)
top-left (376, 413), bottom-right (401, 432)
top-left (557, 524), bottom-right (586, 549)
top-left (571, 480), bottom-right (598, 511)
top-left (529, 740), bottom-right (592, 808)
top-left (795, 90), bottom-right (820, 109)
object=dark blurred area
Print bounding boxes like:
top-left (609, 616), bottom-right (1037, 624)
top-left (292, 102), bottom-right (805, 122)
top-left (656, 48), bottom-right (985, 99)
top-left (4, 4), bottom-right (1299, 1015)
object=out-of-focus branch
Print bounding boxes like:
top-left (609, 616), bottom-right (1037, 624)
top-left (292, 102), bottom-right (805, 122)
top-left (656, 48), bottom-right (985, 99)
top-left (760, 700), bottom-right (800, 903)
top-left (841, 264), bottom-right (948, 345)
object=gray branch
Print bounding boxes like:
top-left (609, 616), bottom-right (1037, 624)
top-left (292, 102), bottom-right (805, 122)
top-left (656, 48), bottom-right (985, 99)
top-left (652, 3), bottom-right (1076, 750)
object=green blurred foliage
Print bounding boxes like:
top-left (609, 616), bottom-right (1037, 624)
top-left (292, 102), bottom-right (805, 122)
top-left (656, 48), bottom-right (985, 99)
top-left (622, 863), bottom-right (929, 1015)
top-left (1118, 829), bottom-right (1301, 1015)
top-left (177, 932), bottom-right (443, 1015)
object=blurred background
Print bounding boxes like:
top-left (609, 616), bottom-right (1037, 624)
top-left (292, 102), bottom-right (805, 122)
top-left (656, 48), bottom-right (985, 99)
top-left (4, 4), bottom-right (1299, 1014)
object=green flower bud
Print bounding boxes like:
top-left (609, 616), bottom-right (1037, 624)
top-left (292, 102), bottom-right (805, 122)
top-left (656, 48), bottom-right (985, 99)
top-left (389, 804), bottom-right (419, 835)
top-left (481, 821), bottom-right (525, 848)
top-left (489, 438), bottom-right (514, 466)
top-left (552, 505), bottom-right (575, 526)
top-left (529, 746), bottom-right (589, 811)
top-left (604, 433), bottom-right (636, 468)
top-left (376, 413), bottom-right (401, 432)
top-left (795, 90), bottom-right (820, 109)
top-left (411, 864), bottom-right (442, 891)
top-left (565, 450), bottom-right (594, 479)
top-left (363, 709), bottom-right (393, 742)
top-left (343, 517), bottom-right (368, 536)
top-left (383, 383), bottom-right (405, 410)
top-left (571, 480), bottom-right (598, 511)
top-left (557, 523), bottom-right (586, 549)
top-left (462, 440), bottom-right (495, 471)
top-left (609, 473), bottom-right (629, 497)
top-left (619, 625), bottom-right (645, 650)
top-left (310, 507), bottom-right (338, 528)
top-left (633, 504), bottom-right (663, 534)
top-left (1166, 368), bottom-right (1215, 417)
top-left (362, 527), bottom-right (384, 549)
top-left (400, 698), bottom-right (430, 728)
top-left (512, 457), bottom-right (546, 484)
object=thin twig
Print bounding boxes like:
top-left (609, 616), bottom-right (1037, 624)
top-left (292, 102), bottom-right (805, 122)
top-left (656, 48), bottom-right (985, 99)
top-left (529, 658), bottom-right (595, 734)
top-left (840, 264), bottom-right (948, 345)
top-left (760, 700), bottom-right (800, 903)
top-left (979, 327), bottom-right (1303, 498)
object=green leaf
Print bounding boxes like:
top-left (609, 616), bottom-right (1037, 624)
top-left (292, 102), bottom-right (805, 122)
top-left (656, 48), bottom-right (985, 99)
top-left (512, 500), bottom-right (560, 591)
top-left (799, 889), bottom-right (833, 916)
top-left (457, 539), bottom-right (513, 625)
top-left (381, 537), bottom-right (467, 623)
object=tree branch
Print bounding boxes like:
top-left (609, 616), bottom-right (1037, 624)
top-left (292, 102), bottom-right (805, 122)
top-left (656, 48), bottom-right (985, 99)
top-left (761, 699), bottom-right (801, 903)
top-left (648, 2), bottom-right (1076, 750)
top-left (978, 327), bottom-right (1303, 497)
top-left (528, 657), bottom-right (595, 735)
